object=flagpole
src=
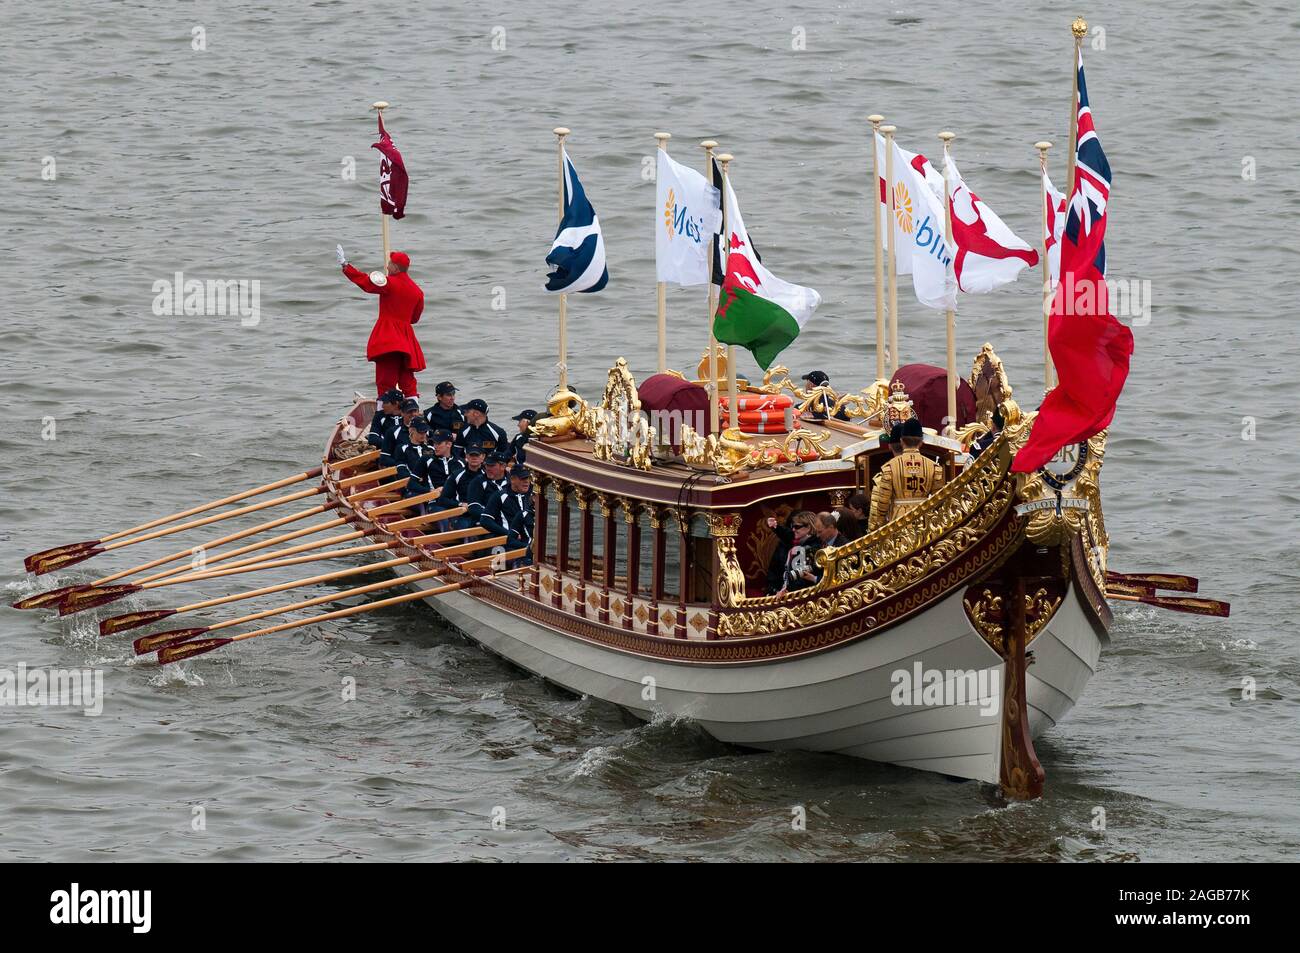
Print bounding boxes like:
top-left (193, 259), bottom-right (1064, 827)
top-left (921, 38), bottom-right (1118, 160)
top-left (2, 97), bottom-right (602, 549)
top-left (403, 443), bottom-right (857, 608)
top-left (1035, 139), bottom-right (1055, 391)
top-left (869, 114), bottom-right (886, 383)
top-left (881, 124), bottom-right (899, 376)
top-left (701, 139), bottom-right (721, 434)
top-left (717, 152), bottom-right (739, 430)
top-left (553, 126), bottom-right (571, 392)
top-left (1065, 17), bottom-right (1087, 195)
top-left (371, 101), bottom-right (392, 264)
top-left (654, 131), bottom-right (672, 374)
top-left (938, 131), bottom-right (958, 437)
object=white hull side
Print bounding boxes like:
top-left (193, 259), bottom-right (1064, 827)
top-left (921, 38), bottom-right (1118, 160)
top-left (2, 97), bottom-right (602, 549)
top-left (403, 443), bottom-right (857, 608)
top-left (1025, 586), bottom-right (1106, 739)
top-left (391, 563), bottom-right (1099, 785)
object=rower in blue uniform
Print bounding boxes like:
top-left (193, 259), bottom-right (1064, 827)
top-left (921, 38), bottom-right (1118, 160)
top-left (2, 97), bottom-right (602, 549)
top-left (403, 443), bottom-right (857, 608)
top-left (424, 381), bottom-right (465, 451)
top-left (435, 442), bottom-right (487, 527)
top-left (480, 465), bottom-right (535, 566)
top-left (425, 429), bottom-right (463, 490)
top-left (368, 388), bottom-right (404, 450)
top-left (380, 397), bottom-right (421, 467)
top-left (396, 417), bottom-right (435, 509)
top-left (509, 409), bottom-right (536, 465)
top-left (457, 398), bottom-right (509, 457)
top-left (465, 452), bottom-right (510, 526)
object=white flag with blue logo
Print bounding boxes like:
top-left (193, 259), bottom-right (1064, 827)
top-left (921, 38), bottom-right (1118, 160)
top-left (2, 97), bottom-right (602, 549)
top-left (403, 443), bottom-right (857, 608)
top-left (545, 149), bottom-right (608, 294)
top-left (655, 151), bottom-right (721, 286)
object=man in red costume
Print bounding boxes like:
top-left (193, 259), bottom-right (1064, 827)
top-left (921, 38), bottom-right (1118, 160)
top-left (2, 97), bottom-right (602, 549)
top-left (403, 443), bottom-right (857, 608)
top-left (338, 245), bottom-right (426, 400)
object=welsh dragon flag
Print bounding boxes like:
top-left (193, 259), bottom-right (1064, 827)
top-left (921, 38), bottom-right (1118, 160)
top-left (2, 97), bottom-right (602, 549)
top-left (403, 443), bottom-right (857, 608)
top-left (713, 177), bottom-right (821, 369)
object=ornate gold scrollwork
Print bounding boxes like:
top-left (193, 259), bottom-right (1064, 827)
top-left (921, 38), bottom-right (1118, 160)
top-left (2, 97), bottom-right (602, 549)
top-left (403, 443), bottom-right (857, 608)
top-left (679, 423), bottom-right (840, 477)
top-left (964, 585), bottom-right (1063, 655)
top-left (715, 434), bottom-right (1020, 637)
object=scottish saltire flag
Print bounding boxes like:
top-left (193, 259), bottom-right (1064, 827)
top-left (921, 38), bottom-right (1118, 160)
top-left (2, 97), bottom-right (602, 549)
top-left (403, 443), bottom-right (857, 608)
top-left (545, 149), bottom-right (608, 293)
top-left (1013, 52), bottom-right (1131, 473)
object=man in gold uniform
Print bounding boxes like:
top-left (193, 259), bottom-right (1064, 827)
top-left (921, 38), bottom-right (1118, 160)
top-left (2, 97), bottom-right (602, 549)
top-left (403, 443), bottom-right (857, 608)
top-left (868, 418), bottom-right (946, 532)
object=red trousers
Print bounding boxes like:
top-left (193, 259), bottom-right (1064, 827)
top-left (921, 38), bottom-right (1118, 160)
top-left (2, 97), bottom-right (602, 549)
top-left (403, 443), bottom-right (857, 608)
top-left (373, 351), bottom-right (418, 400)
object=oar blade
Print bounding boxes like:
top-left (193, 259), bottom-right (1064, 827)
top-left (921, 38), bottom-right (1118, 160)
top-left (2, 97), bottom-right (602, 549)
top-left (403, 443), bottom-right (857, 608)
top-left (24, 540), bottom-right (99, 573)
top-left (58, 583), bottom-right (141, 616)
top-left (12, 584), bottom-right (90, 610)
top-left (157, 636), bottom-right (231, 665)
top-left (100, 608), bottom-right (177, 636)
top-left (134, 627), bottom-right (212, 655)
top-left (32, 545), bottom-right (105, 576)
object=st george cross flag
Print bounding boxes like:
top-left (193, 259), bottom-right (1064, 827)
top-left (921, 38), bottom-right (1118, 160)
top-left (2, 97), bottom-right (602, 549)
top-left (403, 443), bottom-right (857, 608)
top-left (945, 158), bottom-right (1038, 294)
top-left (1042, 170), bottom-right (1066, 289)
top-left (1012, 53), bottom-right (1133, 473)
top-left (712, 177), bottom-right (821, 369)
top-left (372, 114), bottom-right (408, 219)
top-left (545, 148), bottom-right (608, 294)
top-left (656, 151), bottom-right (721, 286)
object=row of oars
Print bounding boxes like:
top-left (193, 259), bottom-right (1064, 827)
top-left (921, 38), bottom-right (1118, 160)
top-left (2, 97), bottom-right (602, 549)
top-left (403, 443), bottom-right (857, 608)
top-left (16, 449), bottom-right (525, 664)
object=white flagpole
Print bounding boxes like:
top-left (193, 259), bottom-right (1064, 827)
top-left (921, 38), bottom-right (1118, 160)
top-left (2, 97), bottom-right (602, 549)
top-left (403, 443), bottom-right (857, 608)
top-left (553, 126), bottom-right (570, 391)
top-left (939, 131), bottom-right (958, 436)
top-left (717, 152), bottom-right (738, 430)
top-left (701, 138), bottom-right (721, 434)
top-left (869, 114), bottom-right (886, 383)
top-left (1035, 140), bottom-right (1055, 391)
top-left (881, 124), bottom-right (899, 375)
top-left (654, 131), bottom-right (672, 374)
top-left (370, 101), bottom-right (392, 265)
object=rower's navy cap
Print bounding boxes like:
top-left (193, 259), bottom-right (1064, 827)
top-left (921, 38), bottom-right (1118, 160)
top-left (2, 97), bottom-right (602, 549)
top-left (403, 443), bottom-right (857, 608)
top-left (431, 429), bottom-right (454, 443)
top-left (512, 409), bottom-right (537, 421)
top-left (803, 370), bottom-right (830, 386)
top-left (435, 381), bottom-right (457, 396)
top-left (399, 398), bottom-right (420, 412)
top-left (465, 443), bottom-right (486, 455)
top-left (464, 398), bottom-right (488, 413)
top-left (408, 418), bottom-right (431, 434)
top-left (380, 389), bottom-right (403, 404)
top-left (889, 423), bottom-right (904, 443)
top-left (902, 417), bottom-right (924, 438)
top-left (509, 465), bottom-right (530, 479)
top-left (487, 451), bottom-right (511, 464)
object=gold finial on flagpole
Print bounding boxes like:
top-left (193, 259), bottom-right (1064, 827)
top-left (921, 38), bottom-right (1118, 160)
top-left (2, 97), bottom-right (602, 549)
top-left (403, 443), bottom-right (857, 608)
top-left (654, 132), bottom-right (672, 375)
top-left (938, 131), bottom-right (958, 437)
top-left (553, 127), bottom-right (571, 391)
top-left (880, 124), bottom-right (899, 375)
top-left (1071, 16), bottom-right (1088, 37)
top-left (1035, 140), bottom-right (1055, 392)
top-left (370, 101), bottom-right (393, 263)
top-left (716, 152), bottom-right (739, 431)
top-left (701, 139), bottom-right (721, 434)
top-left (868, 114), bottom-right (886, 383)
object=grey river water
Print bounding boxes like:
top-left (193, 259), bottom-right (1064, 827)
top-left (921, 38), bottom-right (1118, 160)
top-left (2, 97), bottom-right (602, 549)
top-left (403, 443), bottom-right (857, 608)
top-left (0, 1), bottom-right (1297, 861)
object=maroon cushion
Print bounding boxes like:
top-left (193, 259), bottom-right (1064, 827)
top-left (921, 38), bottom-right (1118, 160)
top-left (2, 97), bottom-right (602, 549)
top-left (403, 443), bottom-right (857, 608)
top-left (638, 374), bottom-right (713, 442)
top-left (892, 363), bottom-right (977, 432)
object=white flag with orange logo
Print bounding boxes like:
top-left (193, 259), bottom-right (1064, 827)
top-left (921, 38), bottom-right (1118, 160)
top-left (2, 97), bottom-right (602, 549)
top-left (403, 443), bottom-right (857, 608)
top-left (875, 134), bottom-right (955, 310)
top-left (655, 151), bottom-right (721, 286)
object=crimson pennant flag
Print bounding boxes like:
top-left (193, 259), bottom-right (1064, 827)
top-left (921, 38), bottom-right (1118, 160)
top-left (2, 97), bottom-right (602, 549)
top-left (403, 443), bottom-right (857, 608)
top-left (1012, 53), bottom-right (1133, 473)
top-left (372, 114), bottom-right (408, 219)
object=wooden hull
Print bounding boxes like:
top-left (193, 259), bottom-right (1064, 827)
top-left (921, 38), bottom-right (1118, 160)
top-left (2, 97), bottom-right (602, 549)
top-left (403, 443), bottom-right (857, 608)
top-left (324, 394), bottom-right (1110, 788)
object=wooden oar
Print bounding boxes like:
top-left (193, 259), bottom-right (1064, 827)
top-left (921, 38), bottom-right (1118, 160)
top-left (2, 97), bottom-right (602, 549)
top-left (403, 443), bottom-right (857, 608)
top-left (137, 543), bottom-right (523, 657)
top-left (53, 509), bottom-right (472, 616)
top-left (325, 449), bottom-right (380, 470)
top-left (1105, 570), bottom-right (1199, 593)
top-left (158, 581), bottom-right (468, 664)
top-left (22, 465), bottom-right (328, 572)
top-left (366, 489), bottom-right (442, 516)
top-left (1105, 589), bottom-right (1230, 617)
top-left (336, 465), bottom-right (398, 489)
top-left (343, 478), bottom-right (410, 503)
top-left (102, 525), bottom-right (491, 636)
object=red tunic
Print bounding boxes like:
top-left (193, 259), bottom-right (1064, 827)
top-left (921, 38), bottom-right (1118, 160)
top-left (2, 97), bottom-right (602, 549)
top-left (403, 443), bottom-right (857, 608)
top-left (342, 264), bottom-right (426, 371)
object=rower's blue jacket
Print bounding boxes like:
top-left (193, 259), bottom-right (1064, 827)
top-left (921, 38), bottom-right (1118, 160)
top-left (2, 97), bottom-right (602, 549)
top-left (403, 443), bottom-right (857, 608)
top-left (379, 416), bottom-right (413, 467)
top-left (508, 432), bottom-right (530, 466)
top-left (457, 420), bottom-right (510, 456)
top-left (425, 403), bottom-right (466, 442)
top-left (436, 463), bottom-right (486, 511)
top-left (480, 487), bottom-right (535, 549)
top-left (397, 441), bottom-right (439, 495)
top-left (367, 410), bottom-right (396, 449)
top-left (464, 475), bottom-right (508, 522)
